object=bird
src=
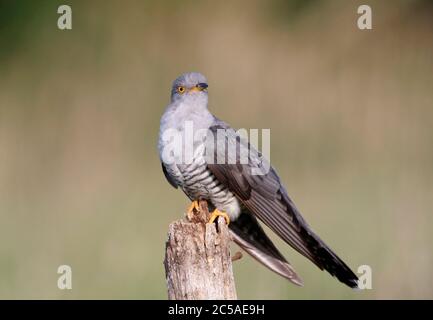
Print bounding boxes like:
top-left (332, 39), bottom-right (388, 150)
top-left (158, 72), bottom-right (358, 288)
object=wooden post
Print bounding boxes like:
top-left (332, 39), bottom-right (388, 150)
top-left (164, 200), bottom-right (237, 300)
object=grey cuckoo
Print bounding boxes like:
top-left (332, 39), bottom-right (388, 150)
top-left (158, 72), bottom-right (358, 288)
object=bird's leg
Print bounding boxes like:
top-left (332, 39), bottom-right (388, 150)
top-left (186, 200), bottom-right (200, 220)
top-left (208, 208), bottom-right (230, 225)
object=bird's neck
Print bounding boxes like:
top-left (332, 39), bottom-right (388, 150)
top-left (162, 99), bottom-right (213, 131)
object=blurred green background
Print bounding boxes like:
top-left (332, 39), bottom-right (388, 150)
top-left (0, 0), bottom-right (432, 299)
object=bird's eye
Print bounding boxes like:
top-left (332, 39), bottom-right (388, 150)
top-left (177, 86), bottom-right (185, 94)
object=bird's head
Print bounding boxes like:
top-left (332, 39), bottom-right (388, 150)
top-left (171, 72), bottom-right (208, 104)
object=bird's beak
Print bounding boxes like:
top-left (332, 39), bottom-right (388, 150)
top-left (189, 83), bottom-right (208, 92)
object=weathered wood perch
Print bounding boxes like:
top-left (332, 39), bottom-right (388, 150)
top-left (164, 200), bottom-right (237, 300)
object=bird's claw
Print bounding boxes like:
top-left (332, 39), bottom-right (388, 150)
top-left (208, 209), bottom-right (230, 225)
top-left (186, 200), bottom-right (200, 220)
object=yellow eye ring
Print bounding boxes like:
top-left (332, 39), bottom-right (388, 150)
top-left (177, 86), bottom-right (185, 94)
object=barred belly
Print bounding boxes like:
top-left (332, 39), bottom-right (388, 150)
top-left (179, 149), bottom-right (241, 221)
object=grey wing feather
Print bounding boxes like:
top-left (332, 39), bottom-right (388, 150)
top-left (161, 163), bottom-right (178, 189)
top-left (207, 119), bottom-right (358, 288)
top-left (229, 211), bottom-right (303, 286)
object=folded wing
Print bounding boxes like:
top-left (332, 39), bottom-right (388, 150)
top-left (207, 120), bottom-right (358, 288)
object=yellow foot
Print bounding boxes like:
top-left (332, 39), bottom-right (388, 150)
top-left (186, 200), bottom-right (200, 220)
top-left (209, 209), bottom-right (230, 225)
